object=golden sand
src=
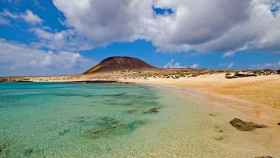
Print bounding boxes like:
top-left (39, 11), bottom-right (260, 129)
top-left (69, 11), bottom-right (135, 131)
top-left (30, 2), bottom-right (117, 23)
top-left (122, 73), bottom-right (280, 109)
top-left (120, 74), bottom-right (280, 157)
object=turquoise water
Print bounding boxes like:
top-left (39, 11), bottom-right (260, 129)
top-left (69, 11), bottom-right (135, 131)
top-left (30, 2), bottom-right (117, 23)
top-left (0, 83), bottom-right (170, 158)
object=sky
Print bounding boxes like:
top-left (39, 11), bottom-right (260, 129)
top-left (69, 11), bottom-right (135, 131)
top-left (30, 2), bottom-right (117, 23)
top-left (0, 0), bottom-right (280, 76)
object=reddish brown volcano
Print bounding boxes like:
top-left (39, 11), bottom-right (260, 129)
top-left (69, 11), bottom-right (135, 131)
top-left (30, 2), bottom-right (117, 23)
top-left (84, 56), bottom-right (156, 74)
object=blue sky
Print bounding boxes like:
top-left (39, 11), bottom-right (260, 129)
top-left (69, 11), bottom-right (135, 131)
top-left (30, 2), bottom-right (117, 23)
top-left (0, 0), bottom-right (280, 76)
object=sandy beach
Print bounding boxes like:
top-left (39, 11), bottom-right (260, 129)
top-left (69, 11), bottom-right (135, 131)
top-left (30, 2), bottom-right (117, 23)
top-left (119, 74), bottom-right (280, 157)
top-left (122, 73), bottom-right (280, 123)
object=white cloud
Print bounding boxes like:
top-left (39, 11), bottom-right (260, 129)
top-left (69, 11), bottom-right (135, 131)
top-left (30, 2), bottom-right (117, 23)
top-left (227, 62), bottom-right (235, 69)
top-left (164, 59), bottom-right (200, 69)
top-left (21, 10), bottom-right (42, 25)
top-left (52, 0), bottom-right (280, 53)
top-left (30, 28), bottom-right (93, 51)
top-left (53, 0), bottom-right (153, 46)
top-left (164, 59), bottom-right (184, 68)
top-left (251, 60), bottom-right (280, 69)
top-left (0, 10), bottom-right (42, 25)
top-left (0, 39), bottom-right (94, 76)
top-left (190, 64), bottom-right (199, 69)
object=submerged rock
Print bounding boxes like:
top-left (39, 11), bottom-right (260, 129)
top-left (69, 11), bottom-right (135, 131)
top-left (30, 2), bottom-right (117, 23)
top-left (255, 156), bottom-right (273, 158)
top-left (277, 122), bottom-right (280, 126)
top-left (24, 148), bottom-right (34, 156)
top-left (97, 117), bottom-right (121, 128)
top-left (0, 143), bottom-right (9, 157)
top-left (127, 109), bottom-right (138, 114)
top-left (84, 117), bottom-right (146, 139)
top-left (58, 129), bottom-right (71, 136)
top-left (230, 118), bottom-right (267, 131)
top-left (143, 107), bottom-right (160, 114)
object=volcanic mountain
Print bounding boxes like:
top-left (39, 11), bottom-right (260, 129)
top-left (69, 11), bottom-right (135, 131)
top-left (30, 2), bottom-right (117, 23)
top-left (84, 56), bottom-right (157, 74)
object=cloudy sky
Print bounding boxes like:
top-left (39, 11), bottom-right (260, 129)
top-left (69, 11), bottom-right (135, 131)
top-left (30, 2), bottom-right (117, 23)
top-left (0, 0), bottom-right (280, 76)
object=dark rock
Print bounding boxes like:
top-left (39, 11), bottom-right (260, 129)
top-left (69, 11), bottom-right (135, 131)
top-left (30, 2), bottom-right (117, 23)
top-left (97, 117), bottom-right (121, 128)
top-left (225, 73), bottom-right (237, 79)
top-left (230, 118), bottom-right (267, 131)
top-left (214, 125), bottom-right (224, 133)
top-left (277, 70), bottom-right (280, 74)
top-left (58, 129), bottom-right (70, 136)
top-left (255, 156), bottom-right (273, 158)
top-left (143, 107), bottom-right (160, 114)
top-left (218, 129), bottom-right (224, 133)
top-left (209, 113), bottom-right (217, 117)
top-left (0, 143), bottom-right (8, 156)
top-left (84, 119), bottom-right (146, 139)
top-left (226, 71), bottom-right (257, 79)
top-left (24, 148), bottom-right (33, 156)
top-left (214, 135), bottom-right (224, 141)
top-left (127, 109), bottom-right (138, 114)
top-left (277, 122), bottom-right (280, 126)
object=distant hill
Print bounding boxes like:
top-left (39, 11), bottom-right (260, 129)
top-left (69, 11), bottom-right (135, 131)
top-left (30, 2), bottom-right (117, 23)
top-left (84, 56), bottom-right (157, 74)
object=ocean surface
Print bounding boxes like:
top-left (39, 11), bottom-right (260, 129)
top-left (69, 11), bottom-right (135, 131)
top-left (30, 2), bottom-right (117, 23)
top-left (0, 82), bottom-right (189, 158)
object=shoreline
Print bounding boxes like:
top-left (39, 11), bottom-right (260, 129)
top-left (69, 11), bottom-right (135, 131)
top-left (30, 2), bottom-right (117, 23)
top-left (120, 74), bottom-right (280, 125)
top-left (139, 82), bottom-right (280, 157)
top-left (138, 76), bottom-right (280, 157)
top-left (1, 74), bottom-right (280, 157)
top-left (2, 73), bottom-right (280, 124)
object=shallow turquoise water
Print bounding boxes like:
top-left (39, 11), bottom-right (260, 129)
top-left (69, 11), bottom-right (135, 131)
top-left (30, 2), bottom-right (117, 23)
top-left (0, 83), bottom-right (169, 158)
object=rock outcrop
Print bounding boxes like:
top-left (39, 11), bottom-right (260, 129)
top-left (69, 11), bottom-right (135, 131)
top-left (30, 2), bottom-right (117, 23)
top-left (230, 118), bottom-right (267, 131)
top-left (226, 69), bottom-right (279, 79)
top-left (225, 71), bottom-right (257, 79)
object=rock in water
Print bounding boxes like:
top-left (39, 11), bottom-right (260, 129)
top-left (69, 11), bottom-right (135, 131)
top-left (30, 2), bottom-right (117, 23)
top-left (24, 148), bottom-right (34, 156)
top-left (0, 143), bottom-right (9, 157)
top-left (230, 118), bottom-right (267, 131)
top-left (143, 107), bottom-right (160, 114)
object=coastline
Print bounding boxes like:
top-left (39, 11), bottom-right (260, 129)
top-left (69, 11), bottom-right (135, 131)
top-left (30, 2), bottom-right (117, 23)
top-left (123, 76), bottom-right (280, 157)
top-left (1, 74), bottom-right (280, 157)
top-left (119, 73), bottom-right (280, 127)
